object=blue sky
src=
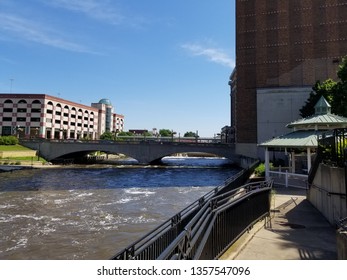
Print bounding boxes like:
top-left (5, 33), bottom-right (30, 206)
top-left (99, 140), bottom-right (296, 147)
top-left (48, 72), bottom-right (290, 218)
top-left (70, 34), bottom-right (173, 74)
top-left (0, 0), bottom-right (235, 137)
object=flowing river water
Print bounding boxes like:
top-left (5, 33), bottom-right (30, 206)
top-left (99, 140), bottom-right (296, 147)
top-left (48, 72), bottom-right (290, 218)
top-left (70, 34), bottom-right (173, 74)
top-left (0, 157), bottom-right (240, 259)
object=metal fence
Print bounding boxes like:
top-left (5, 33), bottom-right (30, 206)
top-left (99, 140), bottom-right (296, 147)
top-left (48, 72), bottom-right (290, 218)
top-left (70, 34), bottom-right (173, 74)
top-left (308, 128), bottom-right (347, 184)
top-left (111, 167), bottom-right (272, 260)
top-left (157, 180), bottom-right (272, 260)
top-left (317, 128), bottom-right (347, 168)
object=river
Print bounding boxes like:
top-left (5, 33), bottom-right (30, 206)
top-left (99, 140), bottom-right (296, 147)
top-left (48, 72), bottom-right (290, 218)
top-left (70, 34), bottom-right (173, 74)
top-left (0, 157), bottom-right (240, 260)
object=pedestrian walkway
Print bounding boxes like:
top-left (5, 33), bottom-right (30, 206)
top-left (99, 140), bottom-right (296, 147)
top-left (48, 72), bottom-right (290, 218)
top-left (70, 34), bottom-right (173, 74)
top-left (220, 186), bottom-right (337, 260)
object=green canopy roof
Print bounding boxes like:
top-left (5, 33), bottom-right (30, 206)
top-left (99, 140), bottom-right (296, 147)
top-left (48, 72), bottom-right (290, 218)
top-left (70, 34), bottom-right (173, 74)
top-left (259, 130), bottom-right (326, 148)
top-left (287, 113), bottom-right (347, 128)
top-left (259, 97), bottom-right (347, 149)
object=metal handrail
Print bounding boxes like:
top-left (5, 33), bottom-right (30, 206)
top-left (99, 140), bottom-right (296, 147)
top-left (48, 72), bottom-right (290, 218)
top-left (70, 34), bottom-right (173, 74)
top-left (337, 217), bottom-right (347, 231)
top-left (110, 168), bottom-right (249, 260)
top-left (157, 179), bottom-right (273, 260)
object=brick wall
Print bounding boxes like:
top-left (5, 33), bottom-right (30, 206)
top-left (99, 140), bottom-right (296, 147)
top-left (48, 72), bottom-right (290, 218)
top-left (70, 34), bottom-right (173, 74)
top-left (234, 0), bottom-right (347, 144)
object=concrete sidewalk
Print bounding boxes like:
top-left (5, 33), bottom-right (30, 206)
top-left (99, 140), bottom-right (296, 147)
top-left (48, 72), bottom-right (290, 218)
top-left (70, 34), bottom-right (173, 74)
top-left (220, 186), bottom-right (337, 260)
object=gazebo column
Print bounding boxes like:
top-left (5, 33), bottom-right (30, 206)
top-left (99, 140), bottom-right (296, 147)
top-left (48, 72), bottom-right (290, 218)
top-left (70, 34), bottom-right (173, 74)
top-left (265, 147), bottom-right (270, 179)
top-left (291, 151), bottom-right (296, 173)
top-left (307, 147), bottom-right (311, 173)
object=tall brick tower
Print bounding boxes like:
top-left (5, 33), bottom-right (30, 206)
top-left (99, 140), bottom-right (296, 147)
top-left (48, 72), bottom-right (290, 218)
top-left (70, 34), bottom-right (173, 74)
top-left (231, 0), bottom-right (347, 157)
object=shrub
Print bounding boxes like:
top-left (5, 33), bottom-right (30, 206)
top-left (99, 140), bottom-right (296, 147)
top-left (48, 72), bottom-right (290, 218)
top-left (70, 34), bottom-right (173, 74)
top-left (0, 136), bottom-right (19, 145)
top-left (254, 162), bottom-right (273, 177)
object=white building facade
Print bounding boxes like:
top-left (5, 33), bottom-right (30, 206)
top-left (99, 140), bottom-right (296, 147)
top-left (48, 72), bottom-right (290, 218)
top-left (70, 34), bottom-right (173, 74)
top-left (0, 94), bottom-right (124, 139)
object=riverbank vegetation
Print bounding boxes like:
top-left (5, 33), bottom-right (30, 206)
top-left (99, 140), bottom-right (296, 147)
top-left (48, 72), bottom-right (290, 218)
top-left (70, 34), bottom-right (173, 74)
top-left (0, 136), bottom-right (19, 145)
top-left (0, 142), bottom-right (46, 165)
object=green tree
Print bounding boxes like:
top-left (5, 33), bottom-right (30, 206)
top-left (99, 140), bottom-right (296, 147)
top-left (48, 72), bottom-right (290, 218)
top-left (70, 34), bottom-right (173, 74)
top-left (100, 131), bottom-right (114, 140)
top-left (333, 56), bottom-right (347, 116)
top-left (159, 129), bottom-right (172, 137)
top-left (300, 56), bottom-right (347, 118)
top-left (184, 131), bottom-right (198, 137)
top-left (299, 79), bottom-right (336, 118)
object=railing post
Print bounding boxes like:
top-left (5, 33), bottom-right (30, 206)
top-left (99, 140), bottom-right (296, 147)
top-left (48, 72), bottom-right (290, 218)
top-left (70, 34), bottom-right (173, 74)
top-left (285, 170), bottom-right (288, 188)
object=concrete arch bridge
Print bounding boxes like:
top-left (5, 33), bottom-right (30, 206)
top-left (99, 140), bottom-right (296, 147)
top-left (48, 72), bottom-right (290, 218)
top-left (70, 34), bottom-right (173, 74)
top-left (21, 139), bottom-right (241, 165)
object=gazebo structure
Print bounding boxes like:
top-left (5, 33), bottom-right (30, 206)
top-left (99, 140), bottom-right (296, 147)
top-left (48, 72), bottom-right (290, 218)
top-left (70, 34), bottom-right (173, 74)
top-left (259, 96), bottom-right (347, 187)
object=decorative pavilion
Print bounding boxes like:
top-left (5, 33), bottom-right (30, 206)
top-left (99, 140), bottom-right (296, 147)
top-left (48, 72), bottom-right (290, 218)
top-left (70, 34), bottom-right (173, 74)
top-left (259, 96), bottom-right (347, 185)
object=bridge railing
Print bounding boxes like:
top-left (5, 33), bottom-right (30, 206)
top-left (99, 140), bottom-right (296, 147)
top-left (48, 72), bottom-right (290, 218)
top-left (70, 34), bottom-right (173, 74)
top-left (20, 136), bottom-right (228, 145)
top-left (110, 168), bottom-right (272, 260)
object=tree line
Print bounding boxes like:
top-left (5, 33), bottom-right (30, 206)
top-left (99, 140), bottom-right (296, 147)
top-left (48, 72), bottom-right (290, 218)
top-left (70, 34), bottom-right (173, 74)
top-left (100, 129), bottom-right (199, 140)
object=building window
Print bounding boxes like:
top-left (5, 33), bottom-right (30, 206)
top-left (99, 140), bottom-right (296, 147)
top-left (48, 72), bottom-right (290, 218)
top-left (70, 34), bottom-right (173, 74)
top-left (3, 108), bottom-right (13, 113)
top-left (17, 108), bottom-right (27, 113)
top-left (16, 117), bottom-right (26, 122)
top-left (4, 99), bottom-right (13, 104)
top-left (55, 120), bottom-right (61, 124)
top-left (47, 109), bottom-right (53, 114)
top-left (30, 118), bottom-right (40, 122)
top-left (31, 108), bottom-right (41, 113)
top-left (18, 100), bottom-right (27, 104)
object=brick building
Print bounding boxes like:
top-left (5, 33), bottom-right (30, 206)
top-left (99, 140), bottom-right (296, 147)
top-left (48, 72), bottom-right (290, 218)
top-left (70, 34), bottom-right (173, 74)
top-left (231, 0), bottom-right (347, 157)
top-left (0, 94), bottom-right (124, 139)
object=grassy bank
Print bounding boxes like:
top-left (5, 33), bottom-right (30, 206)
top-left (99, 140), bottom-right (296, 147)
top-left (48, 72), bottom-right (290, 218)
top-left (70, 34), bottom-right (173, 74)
top-left (0, 145), bottom-right (46, 165)
top-left (0, 144), bottom-right (32, 151)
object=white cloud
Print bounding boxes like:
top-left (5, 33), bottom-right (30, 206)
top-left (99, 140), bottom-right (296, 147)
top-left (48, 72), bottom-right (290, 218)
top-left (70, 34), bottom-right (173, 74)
top-left (0, 55), bottom-right (15, 64)
top-left (47, 0), bottom-right (124, 25)
top-left (0, 13), bottom-right (94, 53)
top-left (181, 43), bottom-right (235, 69)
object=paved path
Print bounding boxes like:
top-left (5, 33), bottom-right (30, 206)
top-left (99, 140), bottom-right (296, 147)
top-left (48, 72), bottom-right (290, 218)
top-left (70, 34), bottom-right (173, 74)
top-left (220, 187), bottom-right (337, 260)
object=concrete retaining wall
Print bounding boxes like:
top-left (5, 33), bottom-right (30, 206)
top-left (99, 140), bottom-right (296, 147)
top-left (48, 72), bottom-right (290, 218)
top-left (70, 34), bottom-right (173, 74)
top-left (309, 164), bottom-right (346, 225)
top-left (308, 163), bottom-right (347, 259)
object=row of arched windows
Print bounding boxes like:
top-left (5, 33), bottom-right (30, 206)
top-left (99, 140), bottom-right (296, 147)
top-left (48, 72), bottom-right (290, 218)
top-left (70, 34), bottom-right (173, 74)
top-left (46, 101), bottom-right (95, 116)
top-left (4, 99), bottom-right (41, 104)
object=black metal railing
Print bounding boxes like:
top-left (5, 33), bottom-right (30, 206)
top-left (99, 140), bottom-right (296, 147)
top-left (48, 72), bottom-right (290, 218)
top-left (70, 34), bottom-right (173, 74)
top-left (317, 128), bottom-right (347, 168)
top-left (110, 167), bottom-right (259, 260)
top-left (337, 217), bottom-right (347, 231)
top-left (111, 171), bottom-right (272, 260)
top-left (308, 128), bottom-right (347, 184)
top-left (157, 180), bottom-right (272, 260)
